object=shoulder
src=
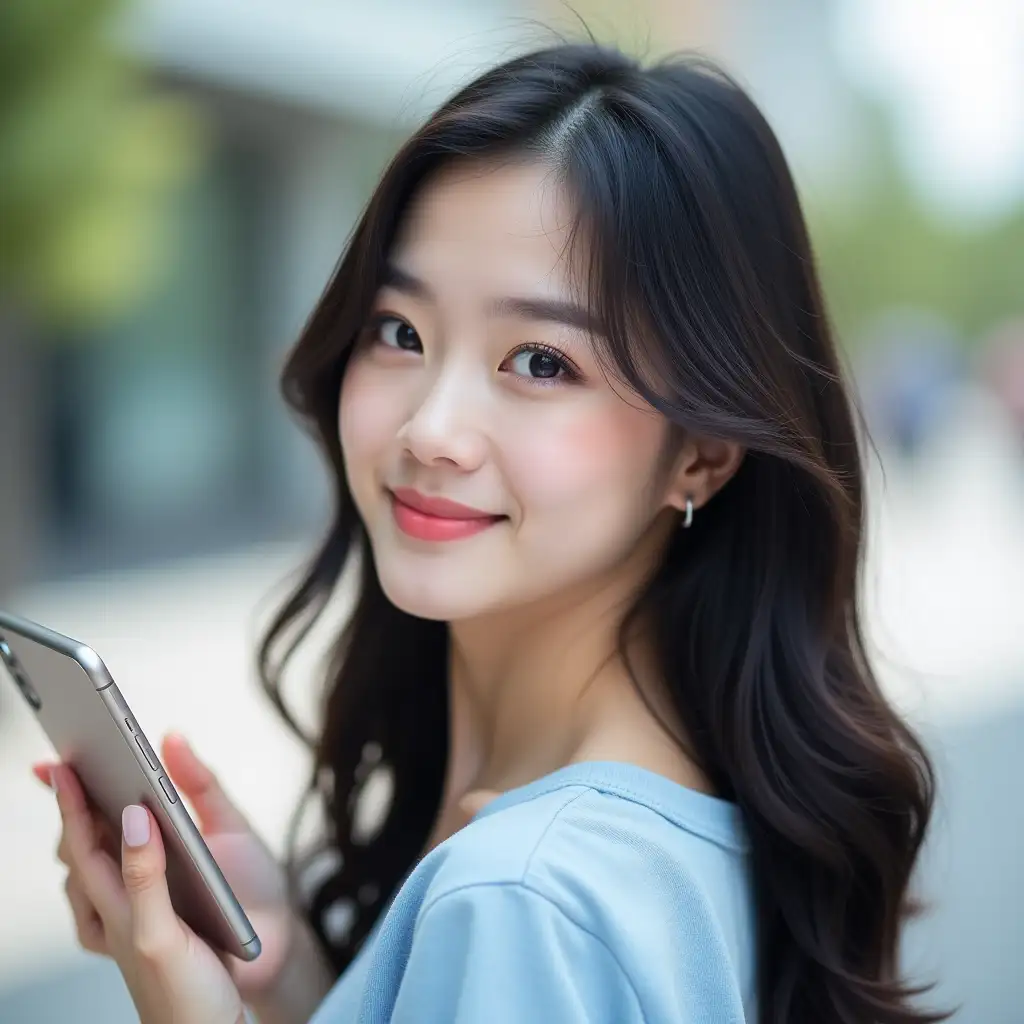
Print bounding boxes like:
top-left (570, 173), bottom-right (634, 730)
top-left (421, 778), bottom-right (752, 959)
top-left (406, 779), bottom-right (754, 1021)
top-left (423, 778), bottom-right (748, 905)
top-left (420, 784), bottom-right (592, 895)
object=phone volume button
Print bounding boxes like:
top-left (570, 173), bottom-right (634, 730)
top-left (135, 736), bottom-right (160, 771)
top-left (158, 775), bottom-right (178, 804)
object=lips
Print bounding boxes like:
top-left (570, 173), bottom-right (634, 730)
top-left (390, 488), bottom-right (498, 520)
top-left (388, 487), bottom-right (505, 542)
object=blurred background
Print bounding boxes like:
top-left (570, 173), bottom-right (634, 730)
top-left (0, 0), bottom-right (1021, 1020)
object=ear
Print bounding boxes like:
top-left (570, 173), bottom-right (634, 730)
top-left (663, 434), bottom-right (744, 518)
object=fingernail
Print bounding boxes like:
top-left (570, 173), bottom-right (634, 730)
top-left (49, 767), bottom-right (60, 793)
top-left (122, 805), bottom-right (150, 847)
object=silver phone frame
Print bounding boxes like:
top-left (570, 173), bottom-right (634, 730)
top-left (0, 608), bottom-right (261, 962)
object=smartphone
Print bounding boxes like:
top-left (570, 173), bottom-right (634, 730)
top-left (0, 609), bottom-right (261, 962)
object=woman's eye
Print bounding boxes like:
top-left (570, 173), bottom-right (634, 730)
top-left (372, 316), bottom-right (421, 352)
top-left (505, 346), bottom-right (574, 382)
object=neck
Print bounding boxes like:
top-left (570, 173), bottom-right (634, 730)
top-left (438, 537), bottom-right (706, 819)
top-left (448, 573), bottom-right (628, 791)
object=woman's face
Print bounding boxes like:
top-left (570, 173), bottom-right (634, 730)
top-left (340, 159), bottom-right (682, 622)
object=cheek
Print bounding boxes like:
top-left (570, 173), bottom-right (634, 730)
top-left (507, 400), bottom-right (665, 519)
top-left (339, 361), bottom-right (399, 468)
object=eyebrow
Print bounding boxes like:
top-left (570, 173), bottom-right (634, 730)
top-left (381, 263), bottom-right (602, 336)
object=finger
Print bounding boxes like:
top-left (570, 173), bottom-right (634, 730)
top-left (120, 804), bottom-right (186, 962)
top-left (76, 780), bottom-right (122, 860)
top-left (33, 761), bottom-right (58, 788)
top-left (94, 813), bottom-right (121, 861)
top-left (160, 733), bottom-right (249, 834)
top-left (52, 766), bottom-right (126, 925)
top-left (55, 793), bottom-right (118, 865)
top-left (64, 874), bottom-right (107, 954)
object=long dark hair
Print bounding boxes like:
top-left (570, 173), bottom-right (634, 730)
top-left (258, 40), bottom-right (942, 1023)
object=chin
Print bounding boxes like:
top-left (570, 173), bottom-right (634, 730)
top-left (374, 559), bottom-right (498, 623)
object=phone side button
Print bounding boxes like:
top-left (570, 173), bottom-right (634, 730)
top-left (158, 775), bottom-right (178, 804)
top-left (135, 736), bottom-right (160, 771)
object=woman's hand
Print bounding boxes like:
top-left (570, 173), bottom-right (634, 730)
top-left (44, 762), bottom-right (245, 1024)
top-left (36, 734), bottom-right (335, 1024)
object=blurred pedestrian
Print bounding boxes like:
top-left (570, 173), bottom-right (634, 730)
top-left (856, 308), bottom-right (966, 460)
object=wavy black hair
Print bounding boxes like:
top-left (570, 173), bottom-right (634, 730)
top-left (258, 39), bottom-right (943, 1023)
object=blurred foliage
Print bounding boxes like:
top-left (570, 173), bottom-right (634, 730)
top-left (810, 101), bottom-right (1024, 350)
top-left (0, 0), bottom-right (207, 330)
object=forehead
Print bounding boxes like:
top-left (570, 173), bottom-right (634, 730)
top-left (390, 159), bottom-right (585, 299)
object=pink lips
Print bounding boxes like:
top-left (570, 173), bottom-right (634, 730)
top-left (389, 487), bottom-right (504, 542)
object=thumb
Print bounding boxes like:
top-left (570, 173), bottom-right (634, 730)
top-left (121, 805), bottom-right (186, 960)
top-left (161, 733), bottom-right (249, 834)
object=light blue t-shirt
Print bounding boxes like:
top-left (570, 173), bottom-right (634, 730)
top-left (308, 761), bottom-right (756, 1023)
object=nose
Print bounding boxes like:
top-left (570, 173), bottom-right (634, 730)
top-left (397, 366), bottom-right (488, 471)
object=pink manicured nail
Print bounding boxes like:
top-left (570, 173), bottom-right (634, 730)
top-left (122, 805), bottom-right (150, 847)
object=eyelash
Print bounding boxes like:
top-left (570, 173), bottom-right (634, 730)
top-left (363, 314), bottom-right (583, 385)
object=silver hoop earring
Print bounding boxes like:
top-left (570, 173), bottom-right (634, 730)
top-left (681, 497), bottom-right (694, 529)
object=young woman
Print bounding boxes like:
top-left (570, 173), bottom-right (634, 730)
top-left (41, 40), bottom-right (944, 1024)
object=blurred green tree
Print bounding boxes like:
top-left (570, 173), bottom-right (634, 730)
top-left (0, 0), bottom-right (206, 328)
top-left (809, 101), bottom-right (1024, 351)
top-left (0, 0), bottom-right (206, 598)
